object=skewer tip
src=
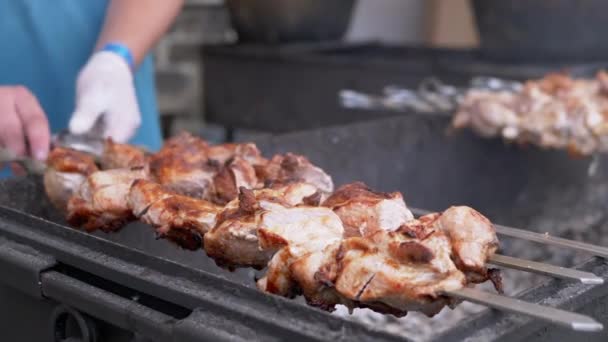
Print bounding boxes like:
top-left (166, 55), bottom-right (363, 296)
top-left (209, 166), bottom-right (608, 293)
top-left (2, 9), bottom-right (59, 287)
top-left (581, 277), bottom-right (605, 285)
top-left (572, 320), bottom-right (604, 332)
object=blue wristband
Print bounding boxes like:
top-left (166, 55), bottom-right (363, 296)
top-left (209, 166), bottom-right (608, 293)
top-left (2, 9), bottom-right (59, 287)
top-left (101, 42), bottom-right (135, 70)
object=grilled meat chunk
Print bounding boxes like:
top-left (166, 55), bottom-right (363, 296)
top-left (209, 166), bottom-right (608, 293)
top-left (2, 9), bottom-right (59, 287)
top-left (204, 184), bottom-right (340, 270)
top-left (212, 156), bottom-right (259, 205)
top-left (149, 132), bottom-right (216, 199)
top-left (430, 206), bottom-right (499, 283)
top-left (43, 147), bottom-right (99, 211)
top-left (67, 167), bottom-right (148, 232)
top-left (257, 181), bottom-right (320, 207)
top-left (46, 147), bottom-right (99, 175)
top-left (333, 228), bottom-right (464, 317)
top-left (128, 179), bottom-right (221, 250)
top-left (258, 153), bottom-right (334, 194)
top-left (149, 132), bottom-right (268, 203)
top-left (323, 182), bottom-right (415, 238)
top-left (289, 222), bottom-right (465, 316)
top-left (101, 138), bottom-right (148, 170)
top-left (256, 201), bottom-right (344, 297)
top-left (396, 207), bottom-right (500, 287)
top-left (452, 89), bottom-right (519, 138)
top-left (206, 142), bottom-right (267, 166)
top-left (204, 187), bottom-right (272, 269)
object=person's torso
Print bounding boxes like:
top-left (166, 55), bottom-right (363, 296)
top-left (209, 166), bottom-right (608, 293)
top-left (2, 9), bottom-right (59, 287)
top-left (0, 0), bottom-right (162, 153)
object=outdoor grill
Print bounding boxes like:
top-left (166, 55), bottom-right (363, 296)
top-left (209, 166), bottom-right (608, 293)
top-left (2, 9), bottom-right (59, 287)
top-left (0, 176), bottom-right (404, 342)
top-left (3, 43), bottom-right (608, 342)
top-left (2, 111), bottom-right (608, 341)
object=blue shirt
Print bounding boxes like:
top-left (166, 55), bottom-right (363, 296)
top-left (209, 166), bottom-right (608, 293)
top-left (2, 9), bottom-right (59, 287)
top-left (0, 1), bottom-right (163, 177)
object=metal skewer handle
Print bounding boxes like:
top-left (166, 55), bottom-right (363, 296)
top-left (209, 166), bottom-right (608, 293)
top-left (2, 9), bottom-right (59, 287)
top-left (339, 76), bottom-right (522, 113)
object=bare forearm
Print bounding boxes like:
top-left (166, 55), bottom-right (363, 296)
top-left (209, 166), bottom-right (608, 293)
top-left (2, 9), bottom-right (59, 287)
top-left (96, 0), bottom-right (184, 66)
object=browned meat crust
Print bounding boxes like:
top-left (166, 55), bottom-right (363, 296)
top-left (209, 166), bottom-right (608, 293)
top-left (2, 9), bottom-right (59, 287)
top-left (46, 147), bottom-right (98, 174)
top-left (101, 138), bottom-right (148, 169)
top-left (128, 179), bottom-right (220, 250)
top-left (323, 182), bottom-right (414, 238)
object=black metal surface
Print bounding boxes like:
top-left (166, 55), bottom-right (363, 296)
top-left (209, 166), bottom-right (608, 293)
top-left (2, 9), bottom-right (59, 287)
top-left (0, 177), bottom-right (408, 342)
top-left (2, 114), bottom-right (608, 340)
top-left (202, 43), bottom-right (473, 133)
top-left (0, 235), bottom-right (55, 298)
top-left (203, 42), bottom-right (608, 134)
top-left (472, 0), bottom-right (608, 63)
top-left (225, 0), bottom-right (355, 43)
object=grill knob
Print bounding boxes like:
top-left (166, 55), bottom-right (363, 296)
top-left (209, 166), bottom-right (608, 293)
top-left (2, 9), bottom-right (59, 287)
top-left (49, 304), bottom-right (98, 342)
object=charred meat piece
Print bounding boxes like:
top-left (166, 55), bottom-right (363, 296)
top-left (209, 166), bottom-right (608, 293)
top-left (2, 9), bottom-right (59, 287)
top-left (323, 182), bottom-right (415, 238)
top-left (212, 156), bottom-right (259, 205)
top-left (101, 138), bottom-right (148, 170)
top-left (45, 147), bottom-right (99, 175)
top-left (430, 206), bottom-right (499, 283)
top-left (287, 221), bottom-right (466, 316)
top-left (332, 228), bottom-right (464, 317)
top-left (258, 153), bottom-right (334, 194)
top-left (204, 187), bottom-right (272, 269)
top-left (206, 142), bottom-right (267, 166)
top-left (149, 132), bottom-right (216, 199)
top-left (128, 179), bottom-right (221, 250)
top-left (43, 147), bottom-right (99, 211)
top-left (256, 181), bottom-right (320, 207)
top-left (452, 89), bottom-right (519, 138)
top-left (66, 167), bottom-right (148, 232)
top-left (255, 201), bottom-right (344, 297)
top-left (149, 132), bottom-right (267, 202)
top-left (396, 207), bottom-right (500, 288)
top-left (204, 185), bottom-right (342, 271)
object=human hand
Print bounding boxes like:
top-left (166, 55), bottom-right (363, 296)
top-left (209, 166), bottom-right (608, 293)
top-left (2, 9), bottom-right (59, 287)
top-left (0, 86), bottom-right (50, 174)
top-left (68, 51), bottom-right (141, 143)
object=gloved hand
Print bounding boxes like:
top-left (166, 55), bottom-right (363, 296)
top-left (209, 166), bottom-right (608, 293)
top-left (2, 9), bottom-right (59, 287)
top-left (68, 51), bottom-right (141, 143)
top-left (0, 86), bottom-right (50, 162)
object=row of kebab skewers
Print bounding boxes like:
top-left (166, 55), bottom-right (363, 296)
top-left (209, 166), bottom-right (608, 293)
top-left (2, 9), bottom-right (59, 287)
top-left (40, 132), bottom-right (604, 328)
top-left (453, 71), bottom-right (608, 156)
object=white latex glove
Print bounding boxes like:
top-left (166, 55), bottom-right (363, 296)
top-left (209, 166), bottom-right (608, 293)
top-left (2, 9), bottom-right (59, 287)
top-left (69, 51), bottom-right (141, 143)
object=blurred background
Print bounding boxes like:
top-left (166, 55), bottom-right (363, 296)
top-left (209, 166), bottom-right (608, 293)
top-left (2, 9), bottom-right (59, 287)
top-left (155, 0), bottom-right (478, 140)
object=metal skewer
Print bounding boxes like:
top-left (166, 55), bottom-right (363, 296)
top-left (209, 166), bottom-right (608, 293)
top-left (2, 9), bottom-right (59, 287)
top-left (444, 288), bottom-right (604, 332)
top-left (489, 254), bottom-right (603, 285)
top-left (494, 224), bottom-right (608, 259)
top-left (410, 207), bottom-right (608, 258)
top-left (0, 147), bottom-right (46, 175)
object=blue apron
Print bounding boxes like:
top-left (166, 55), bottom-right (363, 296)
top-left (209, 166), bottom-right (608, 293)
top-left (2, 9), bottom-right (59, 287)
top-left (0, 1), bottom-right (163, 178)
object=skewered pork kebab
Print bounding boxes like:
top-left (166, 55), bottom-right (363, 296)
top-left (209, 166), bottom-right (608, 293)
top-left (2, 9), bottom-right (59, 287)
top-left (39, 133), bottom-right (608, 330)
top-left (130, 179), bottom-right (501, 317)
top-left (42, 132), bottom-right (502, 318)
top-left (140, 182), bottom-right (601, 330)
top-left (46, 133), bottom-right (334, 247)
top-left (453, 71), bottom-right (608, 156)
top-left (54, 166), bottom-right (501, 318)
top-left (214, 183), bottom-right (500, 315)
